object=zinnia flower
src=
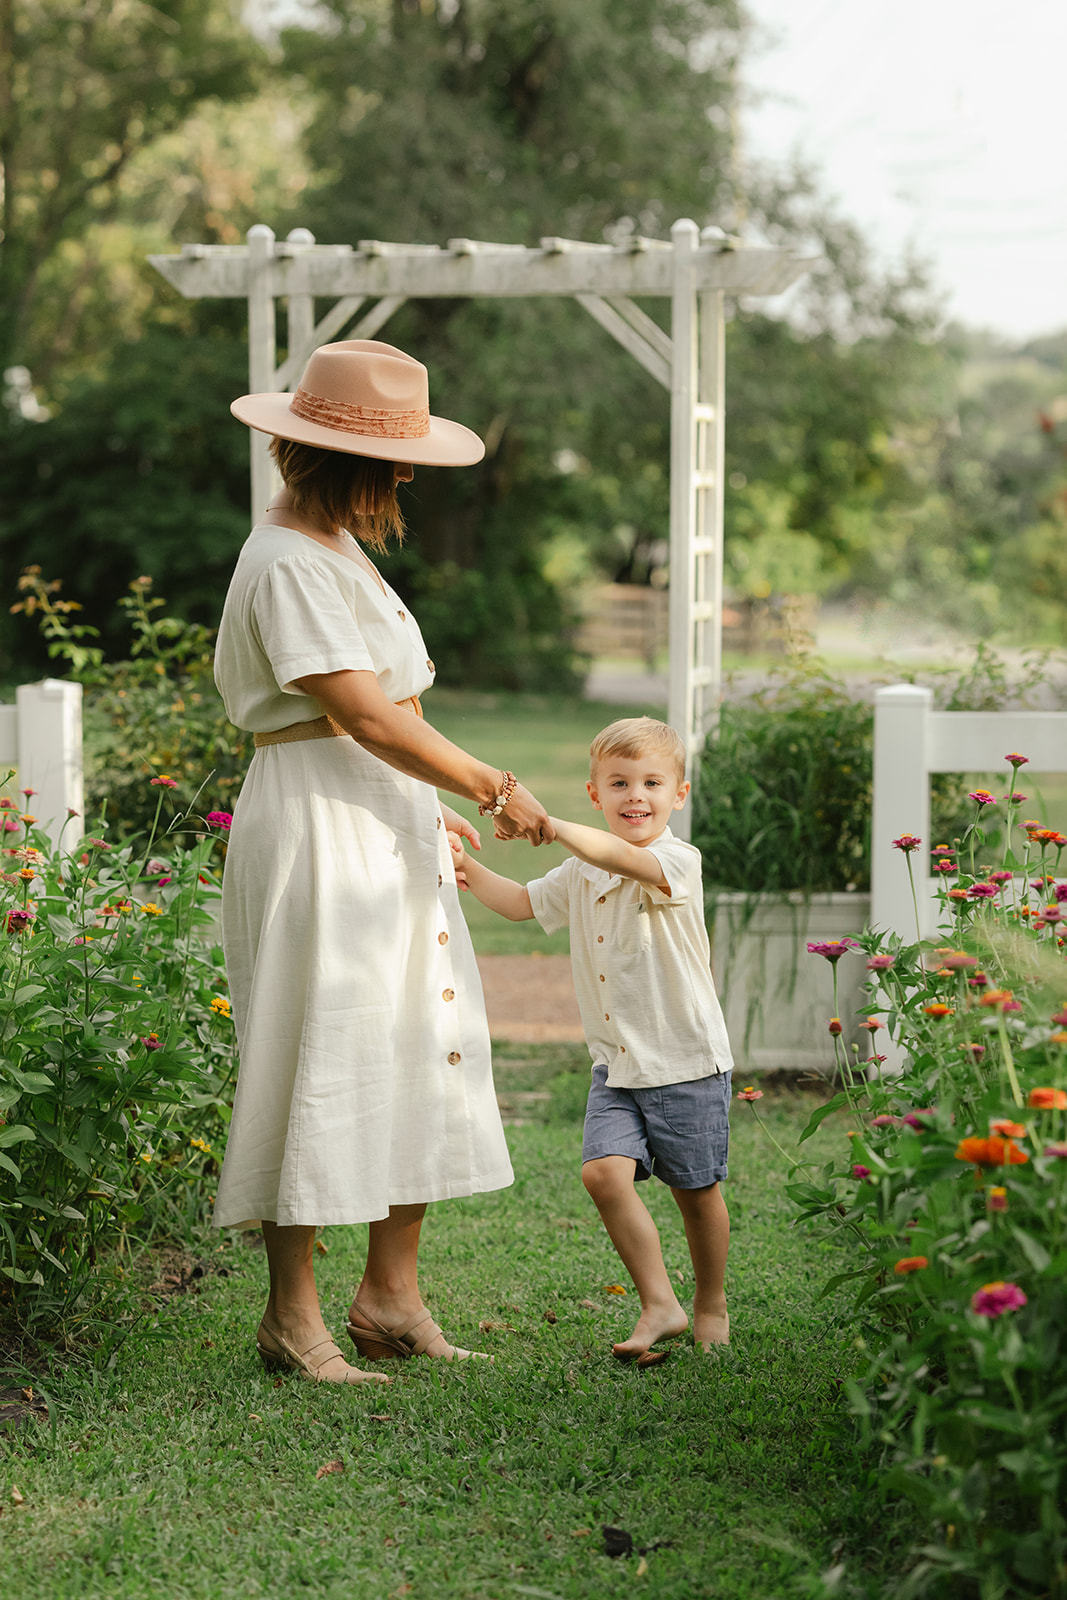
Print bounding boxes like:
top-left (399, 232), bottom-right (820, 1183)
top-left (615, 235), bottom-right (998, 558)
top-left (210, 996), bottom-right (231, 1018)
top-left (971, 1281), bottom-right (1027, 1318)
top-left (923, 1003), bottom-right (954, 1020)
top-left (1028, 1087), bottom-right (1067, 1110)
top-left (1052, 1009), bottom-right (1067, 1029)
top-left (980, 989), bottom-right (1022, 1013)
top-left (6, 908), bottom-right (35, 933)
top-left (828, 1017), bottom-right (842, 1036)
top-left (867, 954), bottom-right (895, 971)
top-left (1054, 883), bottom-right (1067, 903)
top-left (988, 870), bottom-right (1013, 885)
top-left (139, 902), bottom-right (163, 916)
top-left (1043, 1142), bottom-right (1067, 1158)
top-left (852, 1164), bottom-right (871, 1180)
top-left (140, 1033), bottom-right (164, 1051)
top-left (891, 834), bottom-right (922, 853)
top-left (205, 811), bottom-right (233, 831)
top-left (990, 1119), bottom-right (1026, 1137)
top-left (986, 1187), bottom-right (1008, 1213)
top-left (967, 972), bottom-right (989, 988)
top-left (736, 1086), bottom-right (763, 1101)
top-left (862, 1017), bottom-right (883, 1032)
top-left (806, 938), bottom-right (859, 962)
top-left (1004, 753), bottom-right (1030, 769)
top-left (932, 858), bottom-right (957, 875)
top-left (968, 882), bottom-right (999, 900)
top-left (939, 950), bottom-right (978, 970)
top-left (1004, 793), bottom-right (1027, 805)
top-left (947, 888), bottom-right (970, 902)
top-left (150, 775), bottom-right (178, 789)
top-left (903, 1109), bottom-right (936, 1131)
top-left (969, 791), bottom-right (996, 806)
top-left (894, 1256), bottom-right (928, 1274)
top-left (955, 1136), bottom-right (1029, 1167)
top-left (871, 1114), bottom-right (903, 1128)
top-left (962, 1042), bottom-right (985, 1059)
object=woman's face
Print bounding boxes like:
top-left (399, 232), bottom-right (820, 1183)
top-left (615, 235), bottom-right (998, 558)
top-left (394, 462), bottom-right (414, 483)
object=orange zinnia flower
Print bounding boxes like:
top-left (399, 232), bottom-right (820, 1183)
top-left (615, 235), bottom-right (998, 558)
top-left (955, 1136), bottom-right (1029, 1167)
top-left (1028, 1087), bottom-right (1067, 1110)
top-left (990, 1120), bottom-right (1026, 1137)
top-left (894, 1256), bottom-right (928, 1274)
top-left (923, 1003), bottom-right (954, 1020)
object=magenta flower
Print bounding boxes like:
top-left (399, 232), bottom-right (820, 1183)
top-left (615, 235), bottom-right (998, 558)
top-left (867, 954), bottom-right (896, 971)
top-left (1004, 753), bottom-right (1030, 769)
top-left (205, 811), bottom-right (233, 831)
top-left (852, 1164), bottom-right (871, 1180)
top-left (807, 938), bottom-right (859, 963)
top-left (970, 1281), bottom-right (1027, 1318)
top-left (871, 1114), bottom-right (903, 1128)
top-left (932, 858), bottom-right (957, 874)
top-left (988, 870), bottom-right (1013, 885)
top-left (1051, 1010), bottom-right (1067, 1029)
top-left (140, 1033), bottom-right (165, 1052)
top-left (2, 819), bottom-right (18, 833)
top-left (969, 791), bottom-right (996, 806)
top-left (5, 908), bottom-right (35, 933)
top-left (891, 834), bottom-right (922, 854)
top-left (21, 787), bottom-right (36, 799)
top-left (962, 1043), bottom-right (986, 1060)
top-left (828, 1017), bottom-right (842, 1036)
top-left (156, 876), bottom-right (173, 888)
top-left (150, 775), bottom-right (178, 789)
top-left (902, 1109), bottom-right (936, 1131)
top-left (867, 1054), bottom-right (888, 1066)
top-left (968, 882), bottom-right (999, 899)
top-left (1043, 1142), bottom-right (1067, 1159)
top-left (1004, 793), bottom-right (1027, 806)
top-left (1055, 884), bottom-right (1067, 903)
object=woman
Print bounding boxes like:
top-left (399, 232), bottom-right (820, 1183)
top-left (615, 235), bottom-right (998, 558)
top-left (213, 338), bottom-right (553, 1383)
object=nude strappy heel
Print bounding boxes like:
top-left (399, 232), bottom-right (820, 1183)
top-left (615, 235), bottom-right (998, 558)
top-left (257, 1318), bottom-right (391, 1384)
top-left (345, 1298), bottom-right (489, 1363)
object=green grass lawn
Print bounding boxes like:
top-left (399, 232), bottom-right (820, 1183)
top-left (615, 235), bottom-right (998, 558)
top-left (428, 692), bottom-right (667, 956)
top-left (2, 1072), bottom-right (910, 1600)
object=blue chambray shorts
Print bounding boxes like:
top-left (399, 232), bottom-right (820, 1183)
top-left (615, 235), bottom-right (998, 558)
top-left (581, 1064), bottom-right (731, 1189)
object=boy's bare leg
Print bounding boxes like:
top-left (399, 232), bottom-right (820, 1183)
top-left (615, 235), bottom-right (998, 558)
top-left (582, 1156), bottom-right (689, 1357)
top-left (671, 1181), bottom-right (730, 1348)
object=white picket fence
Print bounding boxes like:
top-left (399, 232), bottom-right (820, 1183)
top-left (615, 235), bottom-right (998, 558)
top-left (871, 683), bottom-right (1067, 939)
top-left (0, 679), bottom-right (84, 848)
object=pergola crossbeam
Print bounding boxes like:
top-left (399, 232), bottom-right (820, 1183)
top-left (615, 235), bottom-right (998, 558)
top-left (149, 220), bottom-right (814, 836)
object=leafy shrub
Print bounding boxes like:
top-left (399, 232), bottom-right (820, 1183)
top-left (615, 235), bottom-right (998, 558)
top-left (776, 773), bottom-right (1067, 1597)
top-left (13, 567), bottom-right (249, 845)
top-left (0, 779), bottom-right (235, 1334)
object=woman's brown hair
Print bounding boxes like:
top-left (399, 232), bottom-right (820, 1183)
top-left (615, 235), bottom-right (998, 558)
top-left (269, 438), bottom-right (406, 553)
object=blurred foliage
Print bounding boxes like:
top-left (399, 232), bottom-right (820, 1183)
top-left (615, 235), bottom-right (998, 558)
top-left (12, 568), bottom-right (249, 843)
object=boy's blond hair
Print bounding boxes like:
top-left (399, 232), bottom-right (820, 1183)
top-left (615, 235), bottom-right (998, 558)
top-left (589, 717), bottom-right (687, 783)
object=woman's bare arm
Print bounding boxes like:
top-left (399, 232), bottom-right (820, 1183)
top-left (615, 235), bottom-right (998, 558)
top-left (295, 668), bottom-right (554, 844)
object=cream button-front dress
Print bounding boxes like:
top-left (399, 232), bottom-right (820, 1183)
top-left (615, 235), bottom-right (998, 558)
top-left (211, 524), bottom-right (514, 1229)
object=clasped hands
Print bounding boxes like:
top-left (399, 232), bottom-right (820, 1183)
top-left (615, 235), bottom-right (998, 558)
top-left (440, 783), bottom-right (553, 855)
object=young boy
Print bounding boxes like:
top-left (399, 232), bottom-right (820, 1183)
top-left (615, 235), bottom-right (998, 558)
top-left (449, 716), bottom-right (733, 1358)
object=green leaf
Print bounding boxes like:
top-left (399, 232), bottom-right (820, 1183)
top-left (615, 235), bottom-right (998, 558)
top-left (0, 1123), bottom-right (36, 1149)
top-left (1009, 1225), bottom-right (1050, 1274)
top-left (798, 1090), bottom-right (853, 1143)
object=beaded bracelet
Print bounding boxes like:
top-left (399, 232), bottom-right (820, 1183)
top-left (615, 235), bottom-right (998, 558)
top-left (478, 770), bottom-right (517, 817)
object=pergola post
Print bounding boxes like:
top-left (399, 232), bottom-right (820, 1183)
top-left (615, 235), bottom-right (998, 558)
top-left (246, 224), bottom-right (276, 518)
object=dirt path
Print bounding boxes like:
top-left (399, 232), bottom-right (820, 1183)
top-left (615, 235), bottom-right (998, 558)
top-left (475, 953), bottom-right (584, 1042)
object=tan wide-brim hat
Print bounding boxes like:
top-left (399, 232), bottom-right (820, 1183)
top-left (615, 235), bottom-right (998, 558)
top-left (230, 339), bottom-right (485, 466)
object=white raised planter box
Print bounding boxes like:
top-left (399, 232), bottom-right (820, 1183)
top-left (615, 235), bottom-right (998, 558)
top-left (710, 891), bottom-right (871, 1074)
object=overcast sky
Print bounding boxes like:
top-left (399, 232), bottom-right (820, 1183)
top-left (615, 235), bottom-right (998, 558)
top-left (741, 0), bottom-right (1067, 340)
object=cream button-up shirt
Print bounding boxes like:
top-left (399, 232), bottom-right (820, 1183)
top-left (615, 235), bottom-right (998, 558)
top-left (527, 828), bottom-right (733, 1090)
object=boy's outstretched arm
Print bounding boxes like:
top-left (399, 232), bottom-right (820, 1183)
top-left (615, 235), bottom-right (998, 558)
top-left (549, 816), bottom-right (670, 892)
top-left (448, 833), bottom-right (534, 922)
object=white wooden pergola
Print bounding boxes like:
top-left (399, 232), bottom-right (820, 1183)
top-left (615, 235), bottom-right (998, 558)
top-left (150, 220), bottom-right (811, 828)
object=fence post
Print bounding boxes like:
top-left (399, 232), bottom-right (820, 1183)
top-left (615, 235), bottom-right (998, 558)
top-left (15, 679), bottom-right (84, 849)
top-left (872, 684), bottom-right (933, 939)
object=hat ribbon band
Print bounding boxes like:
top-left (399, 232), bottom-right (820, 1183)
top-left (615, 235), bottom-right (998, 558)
top-left (289, 387), bottom-right (431, 439)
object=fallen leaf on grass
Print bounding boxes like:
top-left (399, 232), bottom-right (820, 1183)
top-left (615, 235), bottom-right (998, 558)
top-left (636, 1350), bottom-right (669, 1369)
top-left (478, 1320), bottom-right (517, 1333)
top-left (603, 1284), bottom-right (626, 1295)
top-left (315, 1239), bottom-right (328, 1255)
top-left (315, 1458), bottom-right (344, 1480)
top-left (272, 1378), bottom-right (284, 1390)
top-left (636, 1556), bottom-right (649, 1577)
top-left (11, 1486), bottom-right (25, 1505)
top-left (248, 1413), bottom-right (262, 1422)
top-left (368, 1414), bottom-right (394, 1422)
top-left (570, 1527), bottom-right (591, 1537)
top-left (579, 1299), bottom-right (598, 1310)
top-left (543, 1308), bottom-right (558, 1324)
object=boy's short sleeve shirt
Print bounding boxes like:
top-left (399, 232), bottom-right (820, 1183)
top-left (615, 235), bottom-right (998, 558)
top-left (526, 828), bottom-right (733, 1089)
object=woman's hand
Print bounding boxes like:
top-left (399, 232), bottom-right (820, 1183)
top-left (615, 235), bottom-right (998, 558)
top-left (440, 803), bottom-right (481, 852)
top-left (493, 782), bottom-right (555, 846)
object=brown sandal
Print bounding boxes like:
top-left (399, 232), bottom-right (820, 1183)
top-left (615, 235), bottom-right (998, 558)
top-left (346, 1298), bottom-right (489, 1363)
top-left (257, 1319), bottom-right (391, 1385)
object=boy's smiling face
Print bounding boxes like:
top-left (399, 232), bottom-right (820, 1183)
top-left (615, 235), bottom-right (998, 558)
top-left (587, 754), bottom-right (690, 847)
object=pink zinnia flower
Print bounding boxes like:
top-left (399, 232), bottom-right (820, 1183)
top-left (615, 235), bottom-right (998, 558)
top-left (986, 1187), bottom-right (1008, 1213)
top-left (967, 971), bottom-right (990, 988)
top-left (969, 791), bottom-right (996, 806)
top-left (971, 1281), bottom-right (1027, 1318)
top-left (736, 1086), bottom-right (763, 1101)
top-left (205, 811), bottom-right (233, 831)
top-left (807, 938), bottom-right (859, 962)
top-left (932, 858), bottom-right (957, 875)
top-left (867, 1053), bottom-right (888, 1066)
top-left (891, 834), bottom-right (922, 854)
top-left (1004, 793), bottom-right (1027, 805)
top-left (988, 871), bottom-right (1013, 885)
top-left (2, 819), bottom-right (18, 833)
top-left (852, 1164), bottom-right (871, 1180)
top-left (140, 1033), bottom-right (164, 1052)
top-left (871, 1114), bottom-right (903, 1128)
top-left (968, 882), bottom-right (998, 900)
top-left (6, 908), bottom-right (35, 933)
top-left (20, 787), bottom-right (36, 799)
top-left (962, 1043), bottom-right (986, 1059)
top-left (902, 1109), bottom-right (936, 1131)
top-left (1004, 753), bottom-right (1029, 769)
top-left (150, 775), bottom-right (178, 789)
top-left (1051, 1009), bottom-right (1067, 1029)
top-left (1043, 1142), bottom-right (1067, 1159)
top-left (1054, 884), bottom-right (1067, 903)
top-left (867, 954), bottom-right (895, 971)
top-left (861, 1017), bottom-right (883, 1032)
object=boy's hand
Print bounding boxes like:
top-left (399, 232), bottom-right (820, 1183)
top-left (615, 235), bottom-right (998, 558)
top-left (440, 803), bottom-right (481, 852)
top-left (446, 829), bottom-right (470, 891)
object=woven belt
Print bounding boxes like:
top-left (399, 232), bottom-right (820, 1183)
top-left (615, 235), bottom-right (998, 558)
top-left (253, 695), bottom-right (423, 748)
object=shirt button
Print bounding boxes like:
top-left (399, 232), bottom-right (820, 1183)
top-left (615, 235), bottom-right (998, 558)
top-left (619, 1046), bottom-right (626, 1053)
top-left (438, 931), bottom-right (449, 945)
top-left (397, 609), bottom-right (406, 620)
top-left (448, 1051), bottom-right (461, 1064)
top-left (442, 988), bottom-right (455, 1001)
top-left (597, 895), bottom-right (606, 904)
top-left (604, 1013), bottom-right (610, 1021)
top-left (438, 874), bottom-right (443, 887)
top-left (426, 659), bottom-right (435, 672)
top-left (437, 817), bottom-right (442, 830)
top-left (597, 935), bottom-right (604, 943)
top-left (599, 974), bottom-right (605, 983)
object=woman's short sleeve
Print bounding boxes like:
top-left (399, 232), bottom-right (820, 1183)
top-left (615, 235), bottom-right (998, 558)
top-left (251, 556), bottom-right (375, 693)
